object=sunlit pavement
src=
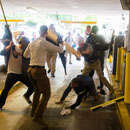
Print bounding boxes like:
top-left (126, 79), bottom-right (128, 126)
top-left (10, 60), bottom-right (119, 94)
top-left (0, 56), bottom-right (122, 130)
top-left (0, 56), bottom-right (4, 65)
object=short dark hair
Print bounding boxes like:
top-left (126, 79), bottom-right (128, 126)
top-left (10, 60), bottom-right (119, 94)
top-left (87, 25), bottom-right (91, 28)
top-left (40, 25), bottom-right (48, 35)
top-left (71, 78), bottom-right (79, 85)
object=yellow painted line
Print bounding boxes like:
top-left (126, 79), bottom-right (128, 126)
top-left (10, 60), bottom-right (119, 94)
top-left (61, 21), bottom-right (96, 24)
top-left (90, 96), bottom-right (124, 111)
top-left (0, 19), bottom-right (24, 22)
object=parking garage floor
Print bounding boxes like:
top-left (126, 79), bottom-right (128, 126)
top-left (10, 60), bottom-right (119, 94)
top-left (0, 56), bottom-right (122, 130)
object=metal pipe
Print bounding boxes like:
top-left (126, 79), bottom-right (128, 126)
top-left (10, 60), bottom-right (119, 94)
top-left (120, 48), bottom-right (126, 90)
top-left (115, 48), bottom-right (121, 81)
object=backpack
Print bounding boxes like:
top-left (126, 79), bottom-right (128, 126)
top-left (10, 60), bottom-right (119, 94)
top-left (82, 34), bottom-right (104, 63)
top-left (83, 34), bottom-right (99, 57)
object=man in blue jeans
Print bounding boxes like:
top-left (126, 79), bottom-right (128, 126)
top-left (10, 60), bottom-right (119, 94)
top-left (55, 74), bottom-right (98, 109)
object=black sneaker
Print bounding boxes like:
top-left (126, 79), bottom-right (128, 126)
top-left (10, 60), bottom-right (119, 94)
top-left (97, 86), bottom-right (106, 95)
top-left (23, 95), bottom-right (32, 104)
top-left (48, 70), bottom-right (51, 73)
top-left (100, 89), bottom-right (106, 95)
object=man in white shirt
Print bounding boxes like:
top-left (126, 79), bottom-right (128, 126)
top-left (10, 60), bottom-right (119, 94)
top-left (0, 39), bottom-right (34, 112)
top-left (24, 25), bottom-right (63, 127)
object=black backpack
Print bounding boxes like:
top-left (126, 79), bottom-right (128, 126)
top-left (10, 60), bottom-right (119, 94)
top-left (83, 34), bottom-right (100, 61)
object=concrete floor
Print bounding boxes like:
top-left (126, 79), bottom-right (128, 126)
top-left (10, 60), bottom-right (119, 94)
top-left (0, 72), bottom-right (6, 90)
top-left (0, 56), bottom-right (122, 130)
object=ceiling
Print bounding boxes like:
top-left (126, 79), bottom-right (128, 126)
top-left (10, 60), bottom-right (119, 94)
top-left (0, 0), bottom-right (129, 16)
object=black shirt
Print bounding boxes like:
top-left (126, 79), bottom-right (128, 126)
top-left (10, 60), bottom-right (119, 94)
top-left (60, 75), bottom-right (97, 109)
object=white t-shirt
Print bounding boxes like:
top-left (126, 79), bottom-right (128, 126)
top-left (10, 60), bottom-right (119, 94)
top-left (7, 46), bottom-right (22, 74)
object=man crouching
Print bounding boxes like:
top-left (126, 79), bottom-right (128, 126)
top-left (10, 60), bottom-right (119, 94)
top-left (55, 75), bottom-right (99, 109)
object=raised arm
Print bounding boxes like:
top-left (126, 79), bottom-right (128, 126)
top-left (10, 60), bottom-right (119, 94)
top-left (45, 40), bottom-right (63, 53)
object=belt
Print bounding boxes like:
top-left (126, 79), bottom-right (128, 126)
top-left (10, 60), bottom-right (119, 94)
top-left (29, 65), bottom-right (44, 68)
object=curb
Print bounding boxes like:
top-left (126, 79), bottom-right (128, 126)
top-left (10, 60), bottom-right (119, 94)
top-left (105, 61), bottom-right (130, 130)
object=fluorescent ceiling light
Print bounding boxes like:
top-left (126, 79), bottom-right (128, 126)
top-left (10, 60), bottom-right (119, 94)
top-left (26, 7), bottom-right (37, 13)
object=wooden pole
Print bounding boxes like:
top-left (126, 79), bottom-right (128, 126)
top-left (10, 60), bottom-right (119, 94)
top-left (0, 0), bottom-right (8, 25)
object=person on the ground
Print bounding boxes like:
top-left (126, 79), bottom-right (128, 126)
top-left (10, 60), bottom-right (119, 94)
top-left (0, 38), bottom-right (34, 112)
top-left (82, 25), bottom-right (114, 95)
top-left (24, 25), bottom-right (63, 127)
top-left (55, 74), bottom-right (98, 109)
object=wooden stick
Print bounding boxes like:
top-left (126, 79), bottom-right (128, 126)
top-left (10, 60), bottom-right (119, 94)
top-left (0, 0), bottom-right (8, 25)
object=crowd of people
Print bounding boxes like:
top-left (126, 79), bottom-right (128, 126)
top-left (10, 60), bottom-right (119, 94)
top-left (0, 23), bottom-right (125, 128)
